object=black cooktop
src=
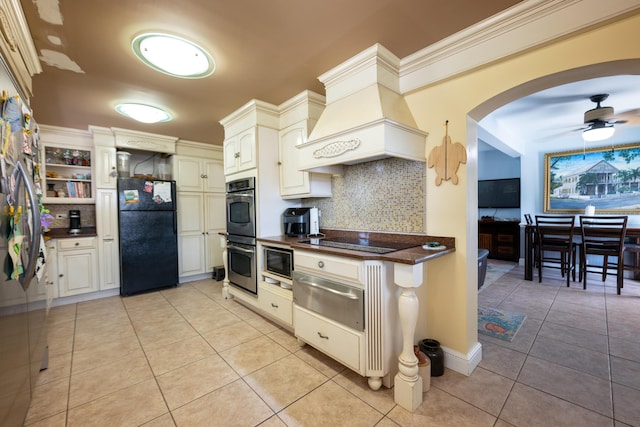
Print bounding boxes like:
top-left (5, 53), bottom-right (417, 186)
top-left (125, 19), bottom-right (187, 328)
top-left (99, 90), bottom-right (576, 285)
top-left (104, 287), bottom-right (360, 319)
top-left (298, 237), bottom-right (416, 254)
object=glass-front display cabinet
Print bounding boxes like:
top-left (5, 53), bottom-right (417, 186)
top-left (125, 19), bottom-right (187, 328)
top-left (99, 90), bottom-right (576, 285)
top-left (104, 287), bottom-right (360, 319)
top-left (42, 145), bottom-right (94, 203)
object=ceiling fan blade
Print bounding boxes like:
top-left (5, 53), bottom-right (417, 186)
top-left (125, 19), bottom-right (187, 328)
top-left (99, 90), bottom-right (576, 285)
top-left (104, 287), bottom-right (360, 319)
top-left (611, 108), bottom-right (640, 125)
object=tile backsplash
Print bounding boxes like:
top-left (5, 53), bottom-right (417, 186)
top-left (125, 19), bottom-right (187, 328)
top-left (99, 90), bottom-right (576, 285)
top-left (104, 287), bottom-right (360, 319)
top-left (303, 158), bottom-right (425, 233)
top-left (45, 203), bottom-right (96, 229)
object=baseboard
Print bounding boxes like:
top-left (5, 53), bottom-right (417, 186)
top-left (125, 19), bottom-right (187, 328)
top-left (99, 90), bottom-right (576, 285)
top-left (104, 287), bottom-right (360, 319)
top-left (52, 288), bottom-right (119, 306)
top-left (179, 273), bottom-right (214, 284)
top-left (442, 341), bottom-right (483, 376)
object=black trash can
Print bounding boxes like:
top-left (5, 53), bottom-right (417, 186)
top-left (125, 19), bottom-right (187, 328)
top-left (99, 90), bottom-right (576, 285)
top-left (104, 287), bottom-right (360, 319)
top-left (212, 266), bottom-right (225, 281)
top-left (419, 339), bottom-right (444, 377)
top-left (478, 249), bottom-right (489, 290)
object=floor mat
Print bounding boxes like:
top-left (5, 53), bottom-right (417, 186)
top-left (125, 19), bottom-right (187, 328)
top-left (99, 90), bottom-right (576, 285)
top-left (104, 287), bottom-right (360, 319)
top-left (478, 306), bottom-right (526, 342)
top-left (481, 260), bottom-right (517, 290)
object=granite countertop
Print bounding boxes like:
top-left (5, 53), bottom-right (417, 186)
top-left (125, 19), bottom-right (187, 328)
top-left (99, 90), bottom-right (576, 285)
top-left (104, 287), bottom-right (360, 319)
top-left (44, 227), bottom-right (98, 239)
top-left (257, 230), bottom-right (455, 265)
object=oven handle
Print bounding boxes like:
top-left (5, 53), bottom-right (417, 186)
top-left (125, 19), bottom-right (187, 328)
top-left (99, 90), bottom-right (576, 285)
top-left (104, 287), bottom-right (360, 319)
top-left (295, 277), bottom-right (359, 300)
top-left (227, 244), bottom-right (255, 254)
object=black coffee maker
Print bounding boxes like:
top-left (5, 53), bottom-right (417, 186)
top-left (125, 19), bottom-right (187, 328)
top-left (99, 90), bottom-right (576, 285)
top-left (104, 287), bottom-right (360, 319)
top-left (283, 208), bottom-right (311, 236)
top-left (69, 210), bottom-right (81, 234)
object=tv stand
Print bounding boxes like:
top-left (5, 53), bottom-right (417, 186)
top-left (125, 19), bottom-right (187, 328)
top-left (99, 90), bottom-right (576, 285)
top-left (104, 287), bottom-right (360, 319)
top-left (478, 220), bottom-right (520, 262)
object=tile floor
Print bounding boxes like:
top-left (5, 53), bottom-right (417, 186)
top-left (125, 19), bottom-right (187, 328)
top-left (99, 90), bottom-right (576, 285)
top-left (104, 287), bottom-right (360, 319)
top-left (25, 263), bottom-right (640, 426)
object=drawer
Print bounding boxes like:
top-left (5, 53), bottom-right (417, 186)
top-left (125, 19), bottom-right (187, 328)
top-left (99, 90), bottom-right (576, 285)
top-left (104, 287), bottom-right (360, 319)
top-left (258, 283), bottom-right (293, 326)
top-left (294, 250), bottom-right (362, 284)
top-left (294, 305), bottom-right (362, 372)
top-left (57, 237), bottom-right (97, 251)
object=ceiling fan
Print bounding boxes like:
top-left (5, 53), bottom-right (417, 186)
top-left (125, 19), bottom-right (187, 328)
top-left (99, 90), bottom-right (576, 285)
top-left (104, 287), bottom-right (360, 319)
top-left (580, 93), bottom-right (639, 141)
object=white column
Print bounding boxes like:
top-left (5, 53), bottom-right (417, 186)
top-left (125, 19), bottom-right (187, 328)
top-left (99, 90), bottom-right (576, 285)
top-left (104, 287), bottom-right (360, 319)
top-left (220, 235), bottom-right (231, 299)
top-left (393, 262), bottom-right (424, 412)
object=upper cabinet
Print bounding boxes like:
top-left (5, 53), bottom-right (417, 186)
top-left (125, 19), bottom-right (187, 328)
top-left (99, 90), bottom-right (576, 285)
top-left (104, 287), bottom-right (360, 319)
top-left (174, 156), bottom-right (224, 193)
top-left (222, 128), bottom-right (257, 175)
top-left (278, 91), bottom-right (331, 199)
top-left (0, 1), bottom-right (41, 101)
top-left (220, 99), bottom-right (280, 178)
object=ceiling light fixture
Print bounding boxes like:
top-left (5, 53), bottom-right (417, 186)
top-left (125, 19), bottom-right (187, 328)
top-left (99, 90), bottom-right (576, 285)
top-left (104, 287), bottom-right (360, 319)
top-left (132, 33), bottom-right (215, 78)
top-left (582, 120), bottom-right (615, 142)
top-left (115, 103), bottom-right (172, 123)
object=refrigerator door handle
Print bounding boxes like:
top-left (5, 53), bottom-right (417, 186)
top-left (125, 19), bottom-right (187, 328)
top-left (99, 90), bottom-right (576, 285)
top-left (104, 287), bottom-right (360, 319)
top-left (13, 161), bottom-right (42, 290)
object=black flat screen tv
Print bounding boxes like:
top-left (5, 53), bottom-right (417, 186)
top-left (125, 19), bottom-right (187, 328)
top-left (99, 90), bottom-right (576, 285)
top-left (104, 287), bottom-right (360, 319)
top-left (478, 178), bottom-right (521, 208)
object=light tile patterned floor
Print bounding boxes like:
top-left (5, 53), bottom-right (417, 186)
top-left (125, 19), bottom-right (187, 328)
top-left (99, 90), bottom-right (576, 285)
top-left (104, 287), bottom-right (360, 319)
top-left (26, 264), bottom-right (640, 426)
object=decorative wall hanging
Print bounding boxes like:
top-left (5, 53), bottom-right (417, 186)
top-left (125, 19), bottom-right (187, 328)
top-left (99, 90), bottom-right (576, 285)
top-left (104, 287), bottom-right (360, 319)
top-left (427, 120), bottom-right (467, 186)
top-left (544, 142), bottom-right (640, 214)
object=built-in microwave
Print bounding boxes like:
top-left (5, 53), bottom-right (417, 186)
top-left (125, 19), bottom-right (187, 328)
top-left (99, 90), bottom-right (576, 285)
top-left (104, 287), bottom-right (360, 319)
top-left (264, 246), bottom-right (293, 279)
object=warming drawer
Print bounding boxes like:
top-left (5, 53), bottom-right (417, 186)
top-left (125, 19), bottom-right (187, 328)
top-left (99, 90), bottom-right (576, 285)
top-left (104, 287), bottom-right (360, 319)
top-left (292, 270), bottom-right (364, 331)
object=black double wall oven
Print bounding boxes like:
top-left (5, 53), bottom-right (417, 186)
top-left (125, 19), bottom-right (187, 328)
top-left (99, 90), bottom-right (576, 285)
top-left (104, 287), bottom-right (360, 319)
top-left (226, 177), bottom-right (257, 294)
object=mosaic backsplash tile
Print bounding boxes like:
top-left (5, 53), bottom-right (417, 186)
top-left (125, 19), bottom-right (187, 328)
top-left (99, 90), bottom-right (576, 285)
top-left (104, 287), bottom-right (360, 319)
top-left (303, 158), bottom-right (425, 233)
top-left (46, 203), bottom-right (96, 229)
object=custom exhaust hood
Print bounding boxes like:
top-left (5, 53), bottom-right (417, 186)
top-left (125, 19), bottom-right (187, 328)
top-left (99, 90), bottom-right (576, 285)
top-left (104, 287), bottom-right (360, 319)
top-left (297, 44), bottom-right (427, 174)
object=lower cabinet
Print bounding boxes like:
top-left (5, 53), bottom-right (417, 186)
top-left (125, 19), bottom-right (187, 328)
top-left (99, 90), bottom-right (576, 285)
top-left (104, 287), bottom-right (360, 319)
top-left (57, 237), bottom-right (99, 297)
top-left (258, 282), bottom-right (293, 326)
top-left (294, 305), bottom-right (363, 373)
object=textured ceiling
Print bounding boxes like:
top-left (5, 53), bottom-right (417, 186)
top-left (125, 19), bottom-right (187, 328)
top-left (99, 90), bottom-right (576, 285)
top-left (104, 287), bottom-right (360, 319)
top-left (20, 0), bottom-right (521, 145)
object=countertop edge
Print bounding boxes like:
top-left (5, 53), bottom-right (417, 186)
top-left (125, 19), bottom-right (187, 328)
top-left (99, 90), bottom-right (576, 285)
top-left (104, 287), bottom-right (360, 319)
top-left (257, 233), bottom-right (455, 265)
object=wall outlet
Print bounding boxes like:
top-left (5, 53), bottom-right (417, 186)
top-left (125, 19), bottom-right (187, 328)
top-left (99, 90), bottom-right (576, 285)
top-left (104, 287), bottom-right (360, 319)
top-left (56, 213), bottom-right (67, 219)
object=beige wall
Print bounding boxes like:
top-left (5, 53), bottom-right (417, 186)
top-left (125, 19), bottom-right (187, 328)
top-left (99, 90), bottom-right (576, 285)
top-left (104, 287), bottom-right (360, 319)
top-left (405, 12), bottom-right (640, 355)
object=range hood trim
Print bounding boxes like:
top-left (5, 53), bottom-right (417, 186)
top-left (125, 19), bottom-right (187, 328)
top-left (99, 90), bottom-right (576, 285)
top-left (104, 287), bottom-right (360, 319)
top-left (297, 117), bottom-right (428, 173)
top-left (300, 44), bottom-right (427, 172)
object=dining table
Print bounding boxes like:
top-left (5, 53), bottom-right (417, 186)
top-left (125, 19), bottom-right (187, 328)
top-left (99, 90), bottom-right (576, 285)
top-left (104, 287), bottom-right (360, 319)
top-left (522, 224), bottom-right (640, 281)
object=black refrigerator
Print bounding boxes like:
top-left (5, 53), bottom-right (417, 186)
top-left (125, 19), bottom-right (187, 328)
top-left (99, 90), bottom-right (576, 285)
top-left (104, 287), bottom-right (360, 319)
top-left (117, 178), bottom-right (178, 296)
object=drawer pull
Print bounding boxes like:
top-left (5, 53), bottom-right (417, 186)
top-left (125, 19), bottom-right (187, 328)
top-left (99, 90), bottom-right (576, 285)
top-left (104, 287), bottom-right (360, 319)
top-left (318, 261), bottom-right (324, 268)
top-left (75, 242), bottom-right (79, 246)
top-left (271, 303), bottom-right (279, 308)
top-left (317, 332), bottom-right (329, 339)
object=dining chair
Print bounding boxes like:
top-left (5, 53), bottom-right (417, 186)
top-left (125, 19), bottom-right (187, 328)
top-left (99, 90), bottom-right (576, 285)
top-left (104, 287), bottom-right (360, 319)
top-left (579, 215), bottom-right (627, 294)
top-left (622, 240), bottom-right (640, 279)
top-left (534, 215), bottom-right (577, 287)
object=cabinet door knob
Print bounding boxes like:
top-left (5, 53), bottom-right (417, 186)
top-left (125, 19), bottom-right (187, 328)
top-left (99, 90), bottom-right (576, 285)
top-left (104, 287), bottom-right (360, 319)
top-left (203, 175), bottom-right (208, 179)
top-left (59, 274), bottom-right (63, 278)
top-left (318, 261), bottom-right (324, 268)
top-left (234, 152), bottom-right (240, 158)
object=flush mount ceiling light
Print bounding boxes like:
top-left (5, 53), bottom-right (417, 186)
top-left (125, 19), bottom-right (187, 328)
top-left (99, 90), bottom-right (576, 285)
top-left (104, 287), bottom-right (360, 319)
top-left (115, 103), bottom-right (172, 123)
top-left (582, 120), bottom-right (616, 142)
top-left (132, 33), bottom-right (215, 78)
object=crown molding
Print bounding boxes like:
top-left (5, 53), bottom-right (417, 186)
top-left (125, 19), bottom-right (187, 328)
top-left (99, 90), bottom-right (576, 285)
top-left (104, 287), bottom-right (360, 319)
top-left (399, 0), bottom-right (640, 93)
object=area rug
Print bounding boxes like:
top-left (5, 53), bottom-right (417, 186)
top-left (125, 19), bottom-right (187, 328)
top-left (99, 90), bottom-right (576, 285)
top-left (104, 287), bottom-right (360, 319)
top-left (478, 306), bottom-right (526, 342)
top-left (480, 259), bottom-right (518, 291)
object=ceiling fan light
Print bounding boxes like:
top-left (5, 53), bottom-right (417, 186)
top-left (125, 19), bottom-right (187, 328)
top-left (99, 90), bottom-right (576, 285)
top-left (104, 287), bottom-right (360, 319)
top-left (582, 123), bottom-right (615, 142)
top-left (132, 33), bottom-right (215, 78)
top-left (115, 103), bottom-right (172, 123)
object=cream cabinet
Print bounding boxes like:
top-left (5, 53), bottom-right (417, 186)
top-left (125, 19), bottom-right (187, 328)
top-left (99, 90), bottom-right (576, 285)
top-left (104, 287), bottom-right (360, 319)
top-left (96, 189), bottom-right (119, 290)
top-left (279, 124), bottom-right (332, 198)
top-left (93, 145), bottom-right (117, 189)
top-left (278, 94), bottom-right (332, 199)
top-left (258, 282), bottom-right (293, 326)
top-left (223, 128), bottom-right (257, 175)
top-left (174, 156), bottom-right (224, 192)
top-left (177, 192), bottom-right (226, 278)
top-left (57, 237), bottom-right (99, 297)
top-left (294, 305), bottom-right (364, 373)
top-left (174, 143), bottom-right (225, 282)
top-left (45, 239), bottom-right (58, 301)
